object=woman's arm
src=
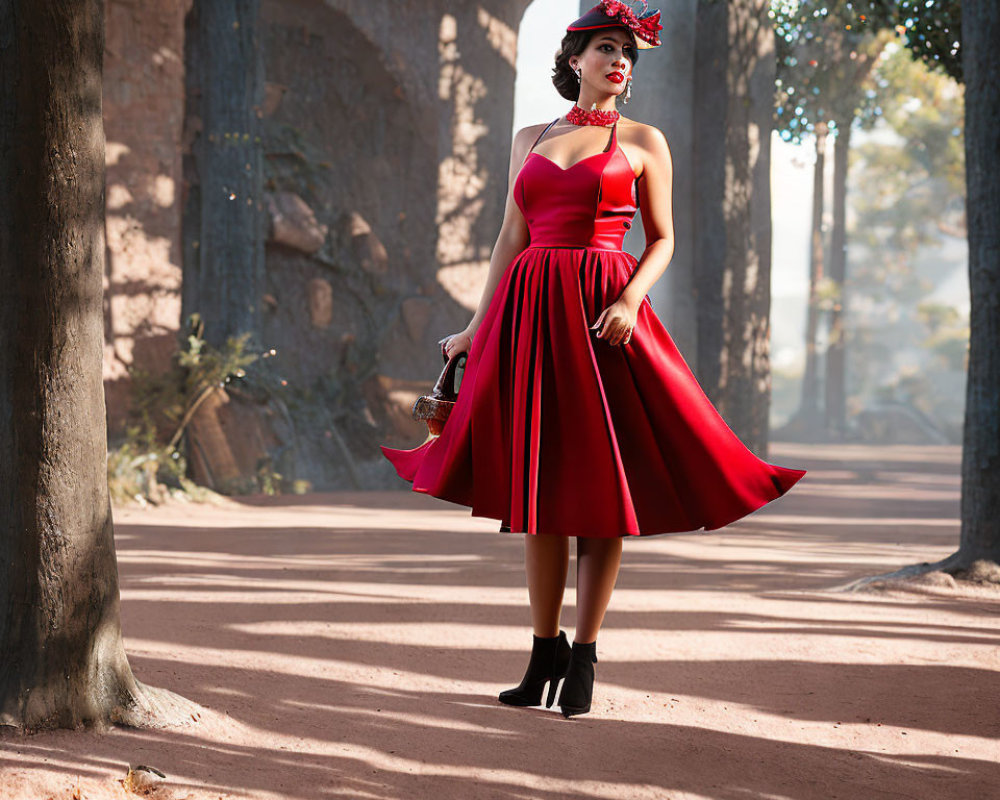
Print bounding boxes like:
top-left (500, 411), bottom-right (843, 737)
top-left (594, 124), bottom-right (675, 346)
top-left (442, 125), bottom-right (540, 358)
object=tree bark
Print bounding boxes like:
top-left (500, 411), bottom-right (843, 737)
top-left (824, 120), bottom-right (851, 438)
top-left (797, 123), bottom-right (828, 432)
top-left (182, 0), bottom-right (265, 348)
top-left (0, 0), bottom-right (198, 730)
top-left (692, 0), bottom-right (727, 405)
top-left (959, 0), bottom-right (1000, 563)
top-left (693, 0), bottom-right (776, 456)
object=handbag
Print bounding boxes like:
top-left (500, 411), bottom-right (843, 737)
top-left (411, 348), bottom-right (467, 436)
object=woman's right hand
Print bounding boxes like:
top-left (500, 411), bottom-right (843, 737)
top-left (439, 329), bottom-right (473, 360)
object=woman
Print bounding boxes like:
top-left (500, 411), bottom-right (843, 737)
top-left (382, 1), bottom-right (806, 718)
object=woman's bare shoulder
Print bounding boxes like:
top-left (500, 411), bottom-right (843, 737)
top-left (619, 117), bottom-right (670, 151)
top-left (513, 121), bottom-right (556, 148)
top-left (509, 120), bottom-right (559, 168)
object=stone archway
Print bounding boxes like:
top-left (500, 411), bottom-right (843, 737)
top-left (102, 0), bottom-right (536, 489)
top-left (252, 0), bottom-right (534, 487)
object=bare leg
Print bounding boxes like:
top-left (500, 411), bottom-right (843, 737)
top-left (574, 536), bottom-right (623, 643)
top-left (524, 534), bottom-right (570, 637)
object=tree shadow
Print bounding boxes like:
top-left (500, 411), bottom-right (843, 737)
top-left (9, 444), bottom-right (991, 797)
top-left (0, 658), bottom-right (1000, 800)
top-left (4, 655), bottom-right (997, 800)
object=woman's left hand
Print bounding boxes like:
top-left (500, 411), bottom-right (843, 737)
top-left (592, 297), bottom-right (638, 347)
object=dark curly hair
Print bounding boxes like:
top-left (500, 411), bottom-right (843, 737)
top-left (552, 28), bottom-right (639, 102)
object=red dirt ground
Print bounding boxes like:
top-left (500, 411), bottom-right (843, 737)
top-left (1, 443), bottom-right (998, 799)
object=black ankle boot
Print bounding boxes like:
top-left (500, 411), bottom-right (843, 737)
top-left (498, 631), bottom-right (572, 708)
top-left (557, 640), bottom-right (598, 718)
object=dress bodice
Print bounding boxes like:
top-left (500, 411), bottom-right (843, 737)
top-left (514, 122), bottom-right (638, 251)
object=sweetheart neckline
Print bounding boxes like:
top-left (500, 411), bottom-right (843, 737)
top-left (529, 149), bottom-right (610, 171)
top-left (526, 147), bottom-right (638, 178)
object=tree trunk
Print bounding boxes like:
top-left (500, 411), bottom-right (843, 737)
top-left (693, 0), bottom-right (727, 404)
top-left (693, 0), bottom-right (776, 456)
top-left (959, 0), bottom-right (1000, 564)
top-left (0, 0), bottom-right (197, 730)
top-left (182, 0), bottom-right (264, 348)
top-left (797, 122), bottom-right (828, 432)
top-left (824, 119), bottom-right (851, 438)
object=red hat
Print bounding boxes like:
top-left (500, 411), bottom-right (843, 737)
top-left (567, 1), bottom-right (662, 50)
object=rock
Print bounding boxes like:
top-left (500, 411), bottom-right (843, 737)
top-left (401, 296), bottom-right (433, 341)
top-left (187, 388), bottom-right (280, 492)
top-left (262, 81), bottom-right (289, 116)
top-left (307, 278), bottom-right (334, 329)
top-left (347, 211), bottom-right (389, 275)
top-left (266, 192), bottom-right (328, 254)
top-left (364, 375), bottom-right (434, 442)
top-left (123, 764), bottom-right (166, 795)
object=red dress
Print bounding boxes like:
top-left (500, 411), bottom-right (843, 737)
top-left (382, 120), bottom-right (805, 537)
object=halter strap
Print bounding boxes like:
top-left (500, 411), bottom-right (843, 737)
top-left (529, 118), bottom-right (618, 154)
top-left (528, 117), bottom-right (561, 153)
top-left (521, 118), bottom-right (619, 171)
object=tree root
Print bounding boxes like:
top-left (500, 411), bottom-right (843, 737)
top-left (831, 552), bottom-right (1000, 596)
top-left (1, 678), bottom-right (205, 734)
top-left (110, 679), bottom-right (205, 730)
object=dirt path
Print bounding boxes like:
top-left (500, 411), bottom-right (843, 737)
top-left (2, 443), bottom-right (998, 799)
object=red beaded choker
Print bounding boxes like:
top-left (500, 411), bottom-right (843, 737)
top-left (567, 104), bottom-right (620, 127)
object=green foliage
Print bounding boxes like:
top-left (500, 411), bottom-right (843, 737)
top-left (107, 426), bottom-right (187, 506)
top-left (815, 276), bottom-right (843, 311)
top-left (891, 0), bottom-right (962, 82)
top-left (771, 1), bottom-right (896, 143)
top-left (852, 44), bottom-right (965, 266)
top-left (177, 330), bottom-right (257, 396)
top-left (870, 43), bottom-right (965, 196)
top-left (847, 44), bottom-right (967, 431)
top-left (770, 1), bottom-right (963, 145)
top-left (108, 316), bottom-right (289, 504)
top-left (917, 302), bottom-right (969, 372)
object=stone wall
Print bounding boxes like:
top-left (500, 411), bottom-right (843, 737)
top-left (102, 0), bottom-right (192, 431)
top-left (102, 0), bottom-right (531, 488)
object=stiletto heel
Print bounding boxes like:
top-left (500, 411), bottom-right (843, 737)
top-left (498, 631), bottom-right (572, 707)
top-left (558, 640), bottom-right (598, 718)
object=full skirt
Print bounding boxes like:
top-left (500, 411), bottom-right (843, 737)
top-left (381, 245), bottom-right (806, 537)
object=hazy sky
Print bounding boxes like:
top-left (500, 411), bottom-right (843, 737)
top-left (513, 0), bottom-right (580, 132)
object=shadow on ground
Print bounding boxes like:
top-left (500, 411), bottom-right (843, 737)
top-left (2, 444), bottom-right (998, 800)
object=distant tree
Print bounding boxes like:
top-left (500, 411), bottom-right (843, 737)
top-left (871, 0), bottom-right (1000, 573)
top-left (0, 0), bottom-right (197, 728)
top-left (771, 0), bottom-right (967, 443)
top-left (841, 0), bottom-right (1000, 582)
top-left (849, 45), bottom-right (966, 431)
top-left (770, 0), bottom-right (894, 437)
